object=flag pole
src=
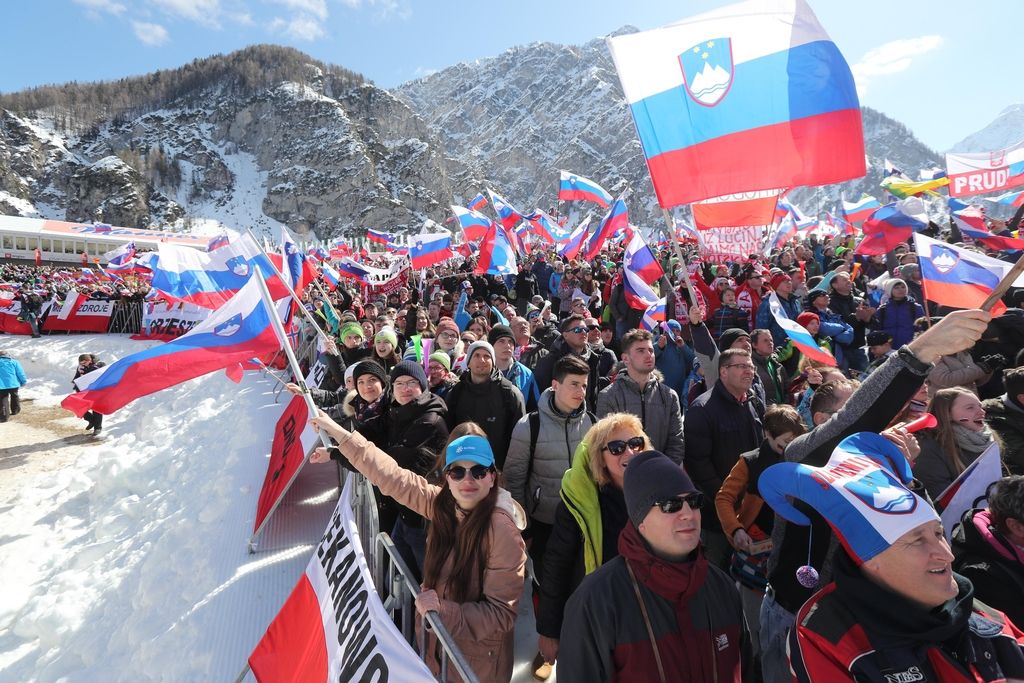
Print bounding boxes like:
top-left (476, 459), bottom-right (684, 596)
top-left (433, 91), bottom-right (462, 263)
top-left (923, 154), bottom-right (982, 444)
top-left (244, 228), bottom-right (333, 348)
top-left (979, 250), bottom-right (1024, 312)
top-left (248, 275), bottom-right (334, 553)
top-left (309, 273), bottom-right (342, 326)
top-left (661, 207), bottom-right (699, 309)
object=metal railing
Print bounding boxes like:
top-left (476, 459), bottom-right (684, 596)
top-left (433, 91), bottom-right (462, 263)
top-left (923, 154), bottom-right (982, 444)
top-left (375, 532), bottom-right (480, 683)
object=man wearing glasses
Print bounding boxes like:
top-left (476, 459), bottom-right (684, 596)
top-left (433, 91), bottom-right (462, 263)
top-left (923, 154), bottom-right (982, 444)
top-left (685, 348), bottom-right (766, 569)
top-left (532, 314), bottom-right (616, 413)
top-left (558, 450), bottom-right (748, 682)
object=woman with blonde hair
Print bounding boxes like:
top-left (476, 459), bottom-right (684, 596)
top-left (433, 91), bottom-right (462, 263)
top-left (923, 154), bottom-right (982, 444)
top-left (914, 386), bottom-right (1002, 499)
top-left (533, 413), bottom-right (653, 671)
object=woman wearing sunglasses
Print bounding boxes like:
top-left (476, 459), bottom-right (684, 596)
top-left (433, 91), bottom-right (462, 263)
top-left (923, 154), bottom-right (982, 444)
top-left (309, 412), bottom-right (527, 683)
top-left (533, 413), bottom-right (651, 671)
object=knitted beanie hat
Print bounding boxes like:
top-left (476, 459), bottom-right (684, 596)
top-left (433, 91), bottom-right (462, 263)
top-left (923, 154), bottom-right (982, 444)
top-left (624, 451), bottom-right (699, 529)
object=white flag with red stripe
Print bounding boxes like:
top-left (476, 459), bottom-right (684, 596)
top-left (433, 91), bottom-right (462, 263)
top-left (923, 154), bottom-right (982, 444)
top-left (248, 478), bottom-right (435, 682)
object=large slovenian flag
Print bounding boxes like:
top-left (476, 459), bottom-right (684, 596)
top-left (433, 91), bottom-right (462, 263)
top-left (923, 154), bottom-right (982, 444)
top-left (914, 233), bottom-right (1024, 316)
top-left (559, 216), bottom-right (591, 260)
top-left (475, 222), bottom-right (519, 276)
top-left (148, 235), bottom-right (288, 309)
top-left (841, 194), bottom-right (882, 226)
top-left (622, 233), bottom-right (664, 310)
top-left (409, 232), bottom-right (453, 269)
top-left (451, 205), bottom-right (494, 243)
top-left (768, 291), bottom-right (837, 366)
top-left (582, 199), bottom-right (628, 260)
top-left (61, 275), bottom-right (284, 417)
top-left (854, 197), bottom-right (929, 256)
top-left (558, 171), bottom-right (613, 208)
top-left (524, 209), bottom-right (571, 243)
top-left (607, 0), bottom-right (864, 208)
top-left (487, 190), bottom-right (525, 230)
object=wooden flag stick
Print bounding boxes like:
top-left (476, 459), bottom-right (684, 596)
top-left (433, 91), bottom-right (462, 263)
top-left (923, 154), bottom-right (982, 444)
top-left (979, 251), bottom-right (1024, 312)
top-left (661, 207), bottom-right (699, 309)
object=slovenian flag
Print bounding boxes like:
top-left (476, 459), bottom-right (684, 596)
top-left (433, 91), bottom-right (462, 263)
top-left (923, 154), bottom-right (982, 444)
top-left (523, 209), bottom-right (570, 243)
top-left (622, 233), bottom-right (665, 310)
top-left (307, 246), bottom-right (329, 262)
top-left (320, 262), bottom-right (341, 291)
top-left (104, 241), bottom-right (137, 266)
top-left (559, 217), bottom-right (591, 260)
top-left (983, 190), bottom-right (1024, 207)
top-left (61, 275), bottom-right (284, 417)
top-left (914, 233), bottom-right (1024, 316)
top-left (607, 0), bottom-right (864, 208)
top-left (694, 189), bottom-right (783, 230)
top-left (487, 190), bottom-right (525, 230)
top-left (207, 234), bottom-right (231, 252)
top-left (475, 222), bottom-right (518, 276)
top-left (768, 291), bottom-right (836, 366)
top-left (467, 192), bottom-right (488, 212)
top-left (641, 298), bottom-right (668, 331)
top-left (367, 229), bottom-right (395, 245)
top-left (409, 233), bottom-right (453, 269)
top-left (840, 194), bottom-right (881, 226)
top-left (558, 171), bottom-right (613, 208)
top-left (451, 205), bottom-right (493, 243)
top-left (854, 197), bottom-right (929, 256)
top-left (582, 199), bottom-right (628, 261)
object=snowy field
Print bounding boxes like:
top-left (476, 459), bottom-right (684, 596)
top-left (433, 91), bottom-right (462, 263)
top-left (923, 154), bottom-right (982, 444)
top-left (0, 335), bottom-right (547, 683)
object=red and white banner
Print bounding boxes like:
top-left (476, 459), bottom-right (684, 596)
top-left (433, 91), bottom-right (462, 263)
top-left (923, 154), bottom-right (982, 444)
top-left (937, 442), bottom-right (1002, 540)
top-left (133, 301), bottom-right (212, 341)
top-left (43, 292), bottom-right (115, 333)
top-left (946, 140), bottom-right (1024, 197)
top-left (249, 478), bottom-right (435, 683)
top-left (253, 396), bottom-right (318, 534)
top-left (0, 300), bottom-right (44, 335)
top-left (697, 225), bottom-right (766, 263)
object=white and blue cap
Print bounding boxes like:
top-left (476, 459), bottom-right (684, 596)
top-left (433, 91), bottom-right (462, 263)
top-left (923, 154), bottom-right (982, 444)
top-left (759, 432), bottom-right (939, 565)
top-left (444, 435), bottom-right (495, 470)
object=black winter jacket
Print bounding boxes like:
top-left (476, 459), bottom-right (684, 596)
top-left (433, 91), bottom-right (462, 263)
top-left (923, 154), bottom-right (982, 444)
top-left (952, 507), bottom-right (1024, 628)
top-left (532, 337), bottom-right (616, 413)
top-left (444, 369), bottom-right (525, 469)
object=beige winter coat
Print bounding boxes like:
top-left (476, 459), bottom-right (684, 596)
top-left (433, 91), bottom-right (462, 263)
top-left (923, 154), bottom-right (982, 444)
top-left (927, 351), bottom-right (991, 397)
top-left (337, 429), bottom-right (527, 683)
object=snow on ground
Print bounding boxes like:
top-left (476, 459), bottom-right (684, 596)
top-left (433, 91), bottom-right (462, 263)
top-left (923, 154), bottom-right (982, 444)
top-left (0, 334), bottom-right (337, 682)
top-left (0, 334), bottom-right (551, 683)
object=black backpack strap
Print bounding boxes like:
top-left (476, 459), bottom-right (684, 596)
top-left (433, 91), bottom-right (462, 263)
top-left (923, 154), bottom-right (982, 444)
top-left (586, 410), bottom-right (597, 425)
top-left (525, 411), bottom-right (540, 488)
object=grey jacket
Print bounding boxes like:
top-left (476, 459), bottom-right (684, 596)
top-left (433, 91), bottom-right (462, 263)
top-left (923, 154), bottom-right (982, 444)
top-left (504, 388), bottom-right (596, 525)
top-left (596, 372), bottom-right (685, 463)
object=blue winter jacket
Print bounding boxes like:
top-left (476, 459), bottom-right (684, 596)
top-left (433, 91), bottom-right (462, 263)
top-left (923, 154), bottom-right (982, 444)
top-left (0, 356), bottom-right (28, 390)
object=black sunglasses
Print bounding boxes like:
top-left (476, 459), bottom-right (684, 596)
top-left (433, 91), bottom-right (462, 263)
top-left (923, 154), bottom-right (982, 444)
top-left (654, 493), bottom-right (705, 514)
top-left (603, 436), bottom-right (645, 456)
top-left (445, 464), bottom-right (493, 481)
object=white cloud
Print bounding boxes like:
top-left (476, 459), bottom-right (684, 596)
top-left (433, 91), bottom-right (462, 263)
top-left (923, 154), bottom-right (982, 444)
top-left (132, 20), bottom-right (170, 46)
top-left (339, 0), bottom-right (411, 21)
top-left (270, 0), bottom-right (327, 21)
top-left (151, 0), bottom-right (223, 27)
top-left (852, 35), bottom-right (943, 95)
top-left (269, 15), bottom-right (325, 41)
top-left (72, 0), bottom-right (127, 15)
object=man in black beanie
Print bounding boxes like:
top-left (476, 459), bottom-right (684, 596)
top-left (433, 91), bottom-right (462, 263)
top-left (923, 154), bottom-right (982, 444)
top-left (489, 323), bottom-right (540, 412)
top-left (558, 451), bottom-right (748, 683)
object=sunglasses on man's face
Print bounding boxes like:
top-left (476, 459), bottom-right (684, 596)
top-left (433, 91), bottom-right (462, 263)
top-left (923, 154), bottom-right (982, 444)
top-left (566, 326), bottom-right (589, 335)
top-left (653, 493), bottom-right (705, 514)
top-left (603, 436), bottom-right (645, 456)
top-left (445, 464), bottom-right (493, 481)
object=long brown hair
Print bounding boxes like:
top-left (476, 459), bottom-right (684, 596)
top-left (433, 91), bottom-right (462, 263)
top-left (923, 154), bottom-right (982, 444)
top-left (924, 387), bottom-right (980, 476)
top-left (422, 422), bottom-right (497, 603)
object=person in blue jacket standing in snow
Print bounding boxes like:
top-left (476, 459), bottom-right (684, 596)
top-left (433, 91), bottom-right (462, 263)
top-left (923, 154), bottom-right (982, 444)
top-left (0, 349), bottom-right (28, 423)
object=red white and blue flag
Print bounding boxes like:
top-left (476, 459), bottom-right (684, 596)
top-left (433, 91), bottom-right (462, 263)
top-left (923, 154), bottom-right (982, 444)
top-left (409, 233), bottom-right (453, 269)
top-left (148, 235), bottom-right (288, 309)
top-left (307, 246), bottom-right (330, 262)
top-left (607, 0), bottom-right (864, 208)
top-left (103, 241), bottom-right (136, 266)
top-left (641, 297), bottom-right (668, 331)
top-left (280, 228), bottom-right (314, 293)
top-left (983, 190), bottom-right (1024, 207)
top-left (61, 275), bottom-right (284, 416)
top-left (207, 234), bottom-right (231, 252)
top-left (523, 209), bottom-right (570, 243)
top-left (693, 189), bottom-right (782, 230)
top-left (451, 205), bottom-right (493, 243)
top-left (914, 233), bottom-right (1024, 316)
top-left (367, 229), bottom-right (395, 245)
top-left (320, 262), bottom-right (341, 291)
top-left (768, 291), bottom-right (837, 366)
top-left (946, 139), bottom-right (1024, 198)
top-left (854, 198), bottom-right (929, 256)
top-left (559, 217), bottom-right (591, 260)
top-left (558, 170), bottom-right (613, 208)
top-left (582, 199), bottom-right (628, 260)
top-left (487, 190), bottom-right (525, 230)
top-left (622, 233), bottom-right (663, 310)
top-left (840, 194), bottom-right (882, 227)
top-left (467, 192), bottom-right (488, 212)
top-left (475, 222), bottom-right (519, 276)
top-left (937, 442), bottom-right (1002, 541)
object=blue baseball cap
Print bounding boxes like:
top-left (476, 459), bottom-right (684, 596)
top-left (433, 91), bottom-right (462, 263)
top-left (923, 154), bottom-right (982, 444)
top-left (444, 435), bottom-right (495, 469)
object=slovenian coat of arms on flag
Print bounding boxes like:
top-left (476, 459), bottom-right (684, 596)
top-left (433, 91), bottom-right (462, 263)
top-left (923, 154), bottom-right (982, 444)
top-left (679, 38), bottom-right (733, 106)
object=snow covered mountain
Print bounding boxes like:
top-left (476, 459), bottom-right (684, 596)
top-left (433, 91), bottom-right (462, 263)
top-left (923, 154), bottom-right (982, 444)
top-left (948, 103), bottom-right (1024, 153)
top-left (0, 39), bottom-right (957, 240)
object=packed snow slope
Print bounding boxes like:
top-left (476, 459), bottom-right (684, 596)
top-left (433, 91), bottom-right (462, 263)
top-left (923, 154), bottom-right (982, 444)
top-left (0, 334), bottom-right (338, 682)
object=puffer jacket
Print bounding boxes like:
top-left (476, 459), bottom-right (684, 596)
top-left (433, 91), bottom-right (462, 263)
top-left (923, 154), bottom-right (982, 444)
top-left (873, 296), bottom-right (925, 349)
top-left (929, 351), bottom-right (992, 397)
top-left (0, 355), bottom-right (28, 389)
top-left (444, 369), bottom-right (526, 470)
top-left (596, 371), bottom-right (685, 464)
top-left (952, 507), bottom-right (1024, 628)
top-left (335, 429), bottom-right (527, 683)
top-left (982, 394), bottom-right (1024, 474)
top-left (504, 388), bottom-right (596, 525)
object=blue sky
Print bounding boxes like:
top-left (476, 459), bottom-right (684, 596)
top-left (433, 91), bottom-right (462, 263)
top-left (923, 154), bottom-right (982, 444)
top-left (1, 0), bottom-right (1018, 152)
